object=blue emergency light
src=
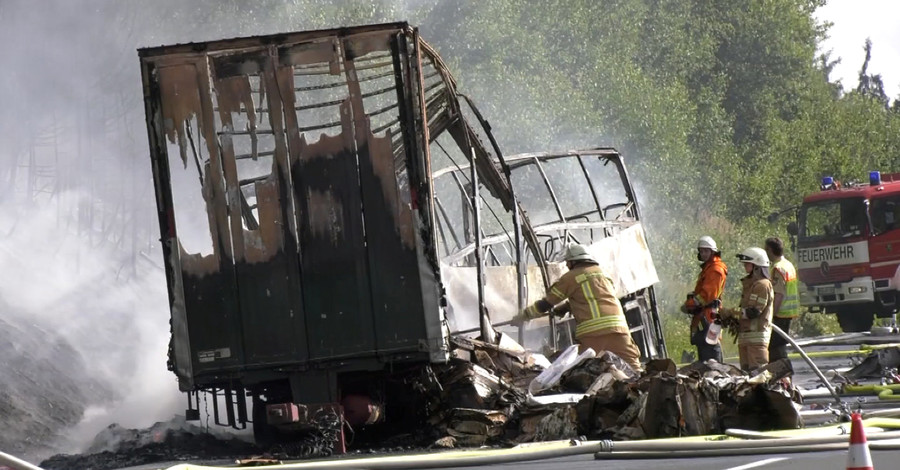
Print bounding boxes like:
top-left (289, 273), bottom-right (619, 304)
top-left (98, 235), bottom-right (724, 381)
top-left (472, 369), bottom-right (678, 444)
top-left (822, 176), bottom-right (834, 189)
top-left (870, 170), bottom-right (882, 186)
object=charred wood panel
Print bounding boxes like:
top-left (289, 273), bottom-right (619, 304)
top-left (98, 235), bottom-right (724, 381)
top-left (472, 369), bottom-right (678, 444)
top-left (292, 127), bottom-right (377, 359)
top-left (211, 49), bottom-right (309, 367)
top-left (284, 37), bottom-right (377, 360)
top-left (153, 59), bottom-right (246, 378)
top-left (343, 34), bottom-right (428, 353)
top-left (142, 58), bottom-right (195, 387)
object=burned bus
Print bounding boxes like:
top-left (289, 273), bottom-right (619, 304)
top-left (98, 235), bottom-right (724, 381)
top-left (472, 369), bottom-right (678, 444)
top-left (139, 22), bottom-right (665, 447)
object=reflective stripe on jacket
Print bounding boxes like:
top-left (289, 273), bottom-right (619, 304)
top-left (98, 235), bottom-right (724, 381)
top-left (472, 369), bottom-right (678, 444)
top-left (525, 264), bottom-right (629, 338)
top-left (771, 257), bottom-right (800, 319)
top-left (687, 255), bottom-right (728, 331)
top-left (737, 275), bottom-right (774, 346)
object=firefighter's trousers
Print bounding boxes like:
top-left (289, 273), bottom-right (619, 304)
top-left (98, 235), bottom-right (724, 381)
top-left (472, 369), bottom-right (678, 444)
top-left (578, 332), bottom-right (643, 372)
top-left (696, 339), bottom-right (723, 363)
top-left (739, 343), bottom-right (769, 371)
top-left (768, 317), bottom-right (793, 362)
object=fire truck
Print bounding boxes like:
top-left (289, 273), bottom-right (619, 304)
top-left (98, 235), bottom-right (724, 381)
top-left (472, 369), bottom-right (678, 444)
top-left (790, 171), bottom-right (900, 332)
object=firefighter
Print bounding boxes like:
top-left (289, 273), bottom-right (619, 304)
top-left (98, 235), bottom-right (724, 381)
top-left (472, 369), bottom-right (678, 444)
top-left (681, 236), bottom-right (727, 363)
top-left (721, 247), bottom-right (775, 371)
top-left (510, 244), bottom-right (643, 372)
top-left (765, 237), bottom-right (799, 362)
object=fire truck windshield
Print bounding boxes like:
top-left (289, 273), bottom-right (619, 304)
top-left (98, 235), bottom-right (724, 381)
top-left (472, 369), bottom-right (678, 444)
top-left (870, 195), bottom-right (900, 236)
top-left (799, 198), bottom-right (867, 242)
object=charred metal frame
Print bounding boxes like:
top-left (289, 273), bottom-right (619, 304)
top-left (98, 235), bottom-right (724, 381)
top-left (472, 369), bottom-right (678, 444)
top-left (439, 149), bottom-right (666, 357)
top-left (139, 23), bottom-right (665, 435)
top-left (505, 150), bottom-right (666, 358)
top-left (437, 149), bottom-right (641, 264)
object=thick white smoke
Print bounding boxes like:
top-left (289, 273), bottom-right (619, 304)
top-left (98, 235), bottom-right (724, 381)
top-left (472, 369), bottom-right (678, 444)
top-left (0, 190), bottom-right (180, 455)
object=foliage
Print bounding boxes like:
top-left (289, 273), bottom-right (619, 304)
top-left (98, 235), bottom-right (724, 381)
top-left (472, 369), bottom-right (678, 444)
top-left (792, 311), bottom-right (842, 338)
top-left (413, 0), bottom-right (900, 333)
top-left (661, 312), bottom-right (694, 364)
top-left (857, 39), bottom-right (890, 107)
top-left (414, 1), bottom-right (900, 366)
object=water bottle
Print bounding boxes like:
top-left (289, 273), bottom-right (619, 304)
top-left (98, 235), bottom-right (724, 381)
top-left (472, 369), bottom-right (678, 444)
top-left (705, 306), bottom-right (722, 345)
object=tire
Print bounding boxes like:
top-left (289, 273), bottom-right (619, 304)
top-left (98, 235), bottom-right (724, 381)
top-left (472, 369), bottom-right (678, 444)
top-left (836, 309), bottom-right (875, 333)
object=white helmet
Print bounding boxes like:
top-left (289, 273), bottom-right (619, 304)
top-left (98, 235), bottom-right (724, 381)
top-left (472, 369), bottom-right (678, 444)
top-left (564, 244), bottom-right (595, 262)
top-left (697, 236), bottom-right (718, 252)
top-left (737, 247), bottom-right (769, 267)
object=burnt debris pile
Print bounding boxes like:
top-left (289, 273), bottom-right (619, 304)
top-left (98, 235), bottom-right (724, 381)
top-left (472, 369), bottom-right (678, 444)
top-left (840, 346), bottom-right (900, 381)
top-left (419, 335), bottom-right (801, 447)
top-left (41, 419), bottom-right (260, 470)
top-left (39, 337), bottom-right (801, 469)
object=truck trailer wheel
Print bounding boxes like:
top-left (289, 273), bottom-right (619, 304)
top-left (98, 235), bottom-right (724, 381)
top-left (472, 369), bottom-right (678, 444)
top-left (836, 309), bottom-right (874, 333)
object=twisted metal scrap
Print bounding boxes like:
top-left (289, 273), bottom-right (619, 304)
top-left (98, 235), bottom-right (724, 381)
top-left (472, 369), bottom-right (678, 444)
top-left (274, 408), bottom-right (344, 458)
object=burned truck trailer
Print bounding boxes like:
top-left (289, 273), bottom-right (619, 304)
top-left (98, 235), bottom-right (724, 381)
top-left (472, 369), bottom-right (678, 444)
top-left (139, 22), bottom-right (665, 444)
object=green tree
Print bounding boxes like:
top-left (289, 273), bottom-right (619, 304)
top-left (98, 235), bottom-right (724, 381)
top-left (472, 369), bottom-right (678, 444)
top-left (856, 39), bottom-right (890, 107)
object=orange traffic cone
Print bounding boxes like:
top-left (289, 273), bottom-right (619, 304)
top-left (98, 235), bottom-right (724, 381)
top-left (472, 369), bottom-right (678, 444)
top-left (846, 412), bottom-right (874, 470)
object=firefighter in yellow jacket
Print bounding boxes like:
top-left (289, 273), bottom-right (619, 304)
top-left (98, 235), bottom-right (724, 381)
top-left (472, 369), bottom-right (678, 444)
top-left (721, 247), bottom-right (775, 371)
top-left (765, 237), bottom-right (799, 362)
top-left (510, 244), bottom-right (642, 372)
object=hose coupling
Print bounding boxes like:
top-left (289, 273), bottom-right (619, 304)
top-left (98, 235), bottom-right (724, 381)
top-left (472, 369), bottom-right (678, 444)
top-left (594, 440), bottom-right (614, 453)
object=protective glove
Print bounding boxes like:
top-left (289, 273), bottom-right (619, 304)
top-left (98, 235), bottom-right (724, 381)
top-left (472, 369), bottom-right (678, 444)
top-left (551, 301), bottom-right (571, 316)
top-left (719, 308), bottom-right (739, 319)
top-left (682, 292), bottom-right (703, 315)
top-left (708, 299), bottom-right (722, 310)
top-left (743, 307), bottom-right (761, 319)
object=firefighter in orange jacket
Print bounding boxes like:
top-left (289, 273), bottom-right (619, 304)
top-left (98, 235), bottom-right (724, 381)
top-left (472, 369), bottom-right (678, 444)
top-left (681, 236), bottom-right (728, 363)
top-left (511, 244), bottom-right (643, 372)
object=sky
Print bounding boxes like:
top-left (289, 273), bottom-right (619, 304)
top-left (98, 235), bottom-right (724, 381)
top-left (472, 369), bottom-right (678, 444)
top-left (816, 0), bottom-right (900, 99)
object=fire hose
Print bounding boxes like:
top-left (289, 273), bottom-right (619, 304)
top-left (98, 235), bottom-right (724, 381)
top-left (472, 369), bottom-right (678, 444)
top-left (8, 428), bottom-right (900, 470)
top-left (152, 430), bottom-right (900, 469)
top-left (771, 323), bottom-right (843, 407)
top-left (844, 383), bottom-right (900, 400)
top-left (0, 450), bottom-right (45, 470)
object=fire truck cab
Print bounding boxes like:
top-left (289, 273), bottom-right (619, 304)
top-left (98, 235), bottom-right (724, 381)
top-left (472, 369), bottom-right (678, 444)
top-left (794, 171), bottom-right (900, 332)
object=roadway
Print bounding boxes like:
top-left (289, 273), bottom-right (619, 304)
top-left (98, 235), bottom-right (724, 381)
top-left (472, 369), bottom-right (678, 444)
top-left (437, 449), bottom-right (899, 469)
top-left (123, 448), bottom-right (898, 470)
top-left (119, 333), bottom-right (900, 470)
